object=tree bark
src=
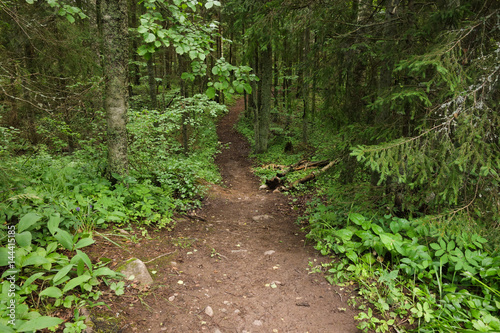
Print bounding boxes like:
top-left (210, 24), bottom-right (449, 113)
top-left (148, 56), bottom-right (157, 109)
top-left (102, 0), bottom-right (129, 179)
top-left (255, 44), bottom-right (272, 153)
top-left (282, 160), bottom-right (338, 191)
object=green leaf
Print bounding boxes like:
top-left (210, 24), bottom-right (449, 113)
top-left (22, 254), bottom-right (50, 267)
top-left (48, 214), bottom-right (60, 235)
top-left (137, 45), bottom-right (150, 56)
top-left (346, 250), bottom-right (358, 263)
top-left (181, 72), bottom-right (192, 80)
top-left (23, 272), bottom-right (45, 288)
top-left (74, 237), bottom-right (95, 249)
top-left (0, 247), bottom-right (8, 266)
top-left (206, 87), bottom-right (216, 99)
top-left (65, 14), bottom-right (75, 23)
top-left (380, 233), bottom-right (398, 251)
top-left (362, 252), bottom-right (376, 265)
top-left (145, 33), bottom-right (156, 43)
top-left (0, 323), bottom-right (15, 333)
top-left (54, 229), bottom-right (74, 250)
top-left (176, 45), bottom-right (185, 55)
top-left (137, 26), bottom-right (148, 34)
top-left (243, 83), bottom-right (252, 94)
top-left (435, 249), bottom-right (444, 257)
top-left (53, 264), bottom-right (74, 283)
top-left (18, 213), bottom-right (41, 233)
top-left (349, 213), bottom-right (365, 225)
top-left (371, 224), bottom-right (384, 235)
top-left (205, 1), bottom-right (214, 9)
top-left (430, 243), bottom-right (441, 251)
top-left (63, 275), bottom-right (91, 293)
top-left (16, 231), bottom-right (32, 247)
top-left (335, 229), bottom-right (354, 242)
top-left (40, 287), bottom-right (63, 298)
top-left (93, 267), bottom-right (117, 277)
top-left (75, 249), bottom-right (93, 270)
top-left (17, 316), bottom-right (63, 332)
top-left (234, 83), bottom-right (244, 94)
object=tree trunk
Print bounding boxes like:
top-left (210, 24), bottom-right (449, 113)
top-left (102, 0), bottom-right (129, 179)
top-left (148, 56), bottom-right (157, 109)
top-left (255, 44), bottom-right (272, 153)
top-left (302, 28), bottom-right (310, 144)
top-left (178, 54), bottom-right (189, 154)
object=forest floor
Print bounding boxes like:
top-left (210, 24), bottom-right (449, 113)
top-left (87, 99), bottom-right (361, 333)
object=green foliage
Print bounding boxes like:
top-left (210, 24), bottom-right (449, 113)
top-left (128, 93), bottom-right (227, 205)
top-left (207, 59), bottom-right (257, 98)
top-left (0, 90), bottom-right (227, 329)
top-left (352, 35), bottom-right (500, 222)
top-left (25, 0), bottom-right (88, 23)
top-left (136, 0), bottom-right (217, 60)
top-left (305, 206), bottom-right (500, 332)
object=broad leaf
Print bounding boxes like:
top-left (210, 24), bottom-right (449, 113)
top-left (0, 323), bottom-right (14, 333)
top-left (75, 249), bottom-right (93, 270)
top-left (17, 316), bottom-right (63, 332)
top-left (145, 33), bottom-right (156, 43)
top-left (93, 267), bottom-right (117, 277)
top-left (74, 237), bottom-right (95, 249)
top-left (18, 213), bottom-right (41, 233)
top-left (54, 229), bottom-right (74, 250)
top-left (53, 264), bottom-right (74, 283)
top-left (48, 214), bottom-right (60, 235)
top-left (16, 231), bottom-right (32, 248)
top-left (206, 87), bottom-right (216, 99)
top-left (0, 248), bottom-right (8, 266)
top-left (63, 275), bottom-right (91, 293)
top-left (22, 254), bottom-right (50, 267)
top-left (40, 287), bottom-right (63, 298)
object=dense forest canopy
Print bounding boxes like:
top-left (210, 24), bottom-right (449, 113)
top-left (0, 0), bottom-right (499, 332)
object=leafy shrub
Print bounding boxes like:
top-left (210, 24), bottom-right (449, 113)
top-left (305, 205), bottom-right (500, 332)
top-left (128, 94), bottom-right (227, 205)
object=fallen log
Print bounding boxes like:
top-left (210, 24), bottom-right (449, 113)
top-left (276, 159), bottom-right (329, 177)
top-left (284, 159), bottom-right (339, 191)
top-left (263, 159), bottom-right (338, 191)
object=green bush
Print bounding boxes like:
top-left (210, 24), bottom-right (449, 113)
top-left (305, 205), bottom-right (500, 332)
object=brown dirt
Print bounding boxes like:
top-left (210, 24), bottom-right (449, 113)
top-left (87, 99), bottom-right (361, 333)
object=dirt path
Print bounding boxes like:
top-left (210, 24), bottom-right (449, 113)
top-left (90, 99), bottom-right (360, 333)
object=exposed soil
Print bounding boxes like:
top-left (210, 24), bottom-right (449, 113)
top-left (87, 99), bottom-right (361, 333)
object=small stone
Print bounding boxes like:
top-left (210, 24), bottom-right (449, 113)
top-left (168, 295), bottom-right (175, 302)
top-left (234, 309), bottom-right (241, 314)
top-left (264, 250), bottom-right (276, 256)
top-left (117, 258), bottom-right (153, 286)
top-left (252, 320), bottom-right (263, 326)
top-left (205, 306), bottom-right (214, 317)
top-left (252, 214), bottom-right (272, 221)
top-left (259, 184), bottom-right (268, 190)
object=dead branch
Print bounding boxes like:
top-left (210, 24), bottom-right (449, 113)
top-left (284, 159), bottom-right (339, 191)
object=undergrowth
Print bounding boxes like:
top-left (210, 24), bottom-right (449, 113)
top-left (0, 92), bottom-right (227, 331)
top-left (236, 102), bottom-right (500, 332)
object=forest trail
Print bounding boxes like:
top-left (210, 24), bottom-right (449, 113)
top-left (91, 99), bottom-right (360, 333)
